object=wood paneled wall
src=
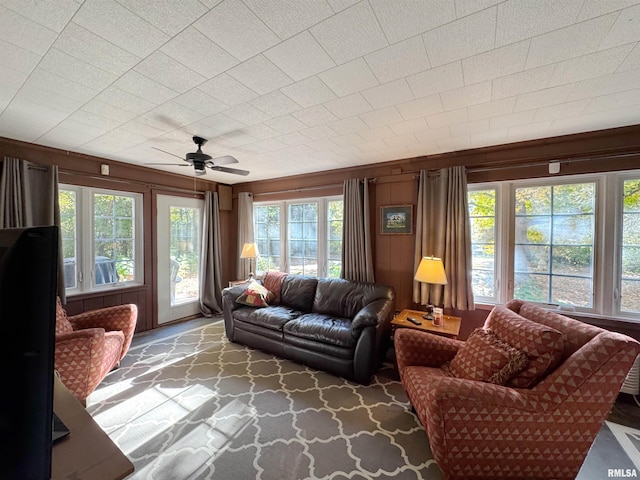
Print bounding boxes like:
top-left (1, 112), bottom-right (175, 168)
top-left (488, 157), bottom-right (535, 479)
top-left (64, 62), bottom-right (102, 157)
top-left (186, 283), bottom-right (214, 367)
top-left (0, 136), bottom-right (234, 332)
top-left (3, 124), bottom-right (640, 336)
top-left (233, 125), bottom-right (640, 339)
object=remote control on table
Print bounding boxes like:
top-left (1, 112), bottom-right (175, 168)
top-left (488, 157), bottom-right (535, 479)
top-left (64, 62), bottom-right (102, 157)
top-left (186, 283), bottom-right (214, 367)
top-left (406, 317), bottom-right (421, 325)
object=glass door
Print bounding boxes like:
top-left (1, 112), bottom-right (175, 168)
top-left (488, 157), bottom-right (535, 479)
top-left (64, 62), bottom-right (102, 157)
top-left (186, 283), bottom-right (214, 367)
top-left (157, 195), bottom-right (203, 324)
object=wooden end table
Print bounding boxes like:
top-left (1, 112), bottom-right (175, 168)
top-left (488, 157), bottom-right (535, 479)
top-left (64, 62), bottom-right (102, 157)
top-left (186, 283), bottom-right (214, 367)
top-left (391, 308), bottom-right (461, 339)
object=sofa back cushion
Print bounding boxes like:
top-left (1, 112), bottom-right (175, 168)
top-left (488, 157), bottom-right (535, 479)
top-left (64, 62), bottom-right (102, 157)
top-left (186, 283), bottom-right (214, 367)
top-left (485, 305), bottom-right (565, 388)
top-left (312, 278), bottom-right (393, 319)
top-left (280, 275), bottom-right (318, 312)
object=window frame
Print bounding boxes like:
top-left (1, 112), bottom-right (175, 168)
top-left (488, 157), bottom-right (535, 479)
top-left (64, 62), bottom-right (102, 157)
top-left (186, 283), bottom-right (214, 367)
top-left (253, 195), bottom-right (343, 278)
top-left (469, 169), bottom-right (640, 322)
top-left (60, 184), bottom-right (144, 295)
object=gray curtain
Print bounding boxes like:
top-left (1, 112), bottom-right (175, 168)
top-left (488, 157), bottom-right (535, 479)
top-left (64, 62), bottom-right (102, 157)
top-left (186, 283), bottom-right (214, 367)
top-left (0, 157), bottom-right (65, 301)
top-left (413, 166), bottom-right (474, 311)
top-left (341, 178), bottom-right (374, 282)
top-left (199, 191), bottom-right (223, 316)
top-left (236, 192), bottom-right (254, 279)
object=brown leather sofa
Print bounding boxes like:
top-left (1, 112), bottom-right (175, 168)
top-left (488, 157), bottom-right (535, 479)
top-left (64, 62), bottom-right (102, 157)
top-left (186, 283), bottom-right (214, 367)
top-left (222, 275), bottom-right (395, 384)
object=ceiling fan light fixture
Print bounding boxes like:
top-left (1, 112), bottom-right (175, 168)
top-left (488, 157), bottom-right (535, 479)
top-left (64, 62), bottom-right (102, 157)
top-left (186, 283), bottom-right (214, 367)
top-left (193, 159), bottom-right (206, 174)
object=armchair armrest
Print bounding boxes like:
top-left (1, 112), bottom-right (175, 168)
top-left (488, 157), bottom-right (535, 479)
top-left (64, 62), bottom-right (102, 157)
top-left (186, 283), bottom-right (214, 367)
top-left (395, 328), bottom-right (463, 371)
top-left (54, 328), bottom-right (106, 400)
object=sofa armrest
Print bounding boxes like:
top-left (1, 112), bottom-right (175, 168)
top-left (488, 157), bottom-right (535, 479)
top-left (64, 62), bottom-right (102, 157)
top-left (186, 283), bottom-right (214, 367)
top-left (351, 298), bottom-right (394, 333)
top-left (395, 328), bottom-right (463, 371)
top-left (222, 284), bottom-right (249, 309)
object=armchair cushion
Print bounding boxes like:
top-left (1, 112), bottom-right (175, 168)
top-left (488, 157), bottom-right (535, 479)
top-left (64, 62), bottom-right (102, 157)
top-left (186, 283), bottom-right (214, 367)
top-left (486, 305), bottom-right (565, 388)
top-left (443, 328), bottom-right (528, 385)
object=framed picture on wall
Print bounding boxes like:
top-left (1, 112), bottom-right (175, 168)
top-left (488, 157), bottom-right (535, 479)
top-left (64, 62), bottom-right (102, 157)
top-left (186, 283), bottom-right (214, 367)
top-left (380, 205), bottom-right (414, 235)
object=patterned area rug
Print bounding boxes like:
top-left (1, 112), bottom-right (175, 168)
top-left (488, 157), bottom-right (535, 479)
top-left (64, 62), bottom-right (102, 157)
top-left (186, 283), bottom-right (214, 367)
top-left (88, 321), bottom-right (443, 480)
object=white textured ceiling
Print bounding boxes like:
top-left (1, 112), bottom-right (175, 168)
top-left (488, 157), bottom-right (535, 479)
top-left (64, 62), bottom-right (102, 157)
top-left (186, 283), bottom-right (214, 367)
top-left (1, 0), bottom-right (640, 184)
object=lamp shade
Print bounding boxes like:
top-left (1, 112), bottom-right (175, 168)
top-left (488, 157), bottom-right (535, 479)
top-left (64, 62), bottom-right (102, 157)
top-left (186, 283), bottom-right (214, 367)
top-left (414, 256), bottom-right (448, 285)
top-left (240, 242), bottom-right (259, 259)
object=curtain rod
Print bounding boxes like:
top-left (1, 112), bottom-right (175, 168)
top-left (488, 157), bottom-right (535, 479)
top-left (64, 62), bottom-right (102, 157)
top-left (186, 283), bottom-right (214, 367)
top-left (406, 152), bottom-right (640, 178)
top-left (61, 170), bottom-right (206, 197)
top-left (466, 152), bottom-right (640, 174)
top-left (253, 178), bottom-right (376, 197)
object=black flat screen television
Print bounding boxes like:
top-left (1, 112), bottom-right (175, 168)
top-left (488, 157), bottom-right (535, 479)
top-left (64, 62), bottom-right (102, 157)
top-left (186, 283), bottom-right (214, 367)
top-left (0, 226), bottom-right (59, 480)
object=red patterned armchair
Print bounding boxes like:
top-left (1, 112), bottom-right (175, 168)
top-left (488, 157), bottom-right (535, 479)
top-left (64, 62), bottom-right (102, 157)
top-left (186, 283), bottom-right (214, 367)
top-left (54, 298), bottom-right (137, 405)
top-left (395, 299), bottom-right (640, 480)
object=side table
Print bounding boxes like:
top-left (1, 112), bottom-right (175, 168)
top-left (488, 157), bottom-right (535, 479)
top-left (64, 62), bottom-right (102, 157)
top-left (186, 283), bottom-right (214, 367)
top-left (391, 308), bottom-right (461, 339)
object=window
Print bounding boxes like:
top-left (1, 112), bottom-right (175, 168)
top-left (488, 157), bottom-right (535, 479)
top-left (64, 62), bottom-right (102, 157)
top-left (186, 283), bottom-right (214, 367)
top-left (514, 183), bottom-right (595, 307)
top-left (621, 178), bottom-right (640, 314)
top-left (255, 205), bottom-right (281, 272)
top-left (59, 185), bottom-right (143, 293)
top-left (254, 197), bottom-right (343, 278)
top-left (170, 205), bottom-right (200, 305)
top-left (468, 188), bottom-right (498, 302)
top-left (468, 171), bottom-right (640, 321)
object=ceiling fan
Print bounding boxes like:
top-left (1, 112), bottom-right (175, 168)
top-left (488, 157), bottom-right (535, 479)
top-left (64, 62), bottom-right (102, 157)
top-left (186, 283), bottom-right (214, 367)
top-left (147, 136), bottom-right (249, 177)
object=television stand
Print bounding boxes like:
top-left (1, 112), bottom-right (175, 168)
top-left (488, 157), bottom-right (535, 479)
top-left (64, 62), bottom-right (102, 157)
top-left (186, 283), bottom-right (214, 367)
top-left (52, 377), bottom-right (133, 479)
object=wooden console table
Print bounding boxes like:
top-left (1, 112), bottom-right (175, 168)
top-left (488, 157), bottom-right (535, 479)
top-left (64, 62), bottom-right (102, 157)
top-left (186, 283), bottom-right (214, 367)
top-left (52, 377), bottom-right (133, 480)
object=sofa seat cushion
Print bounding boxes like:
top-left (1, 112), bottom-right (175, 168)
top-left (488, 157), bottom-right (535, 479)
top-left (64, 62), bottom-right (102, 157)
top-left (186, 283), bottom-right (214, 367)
top-left (485, 305), bottom-right (565, 388)
top-left (283, 313), bottom-right (355, 348)
top-left (233, 305), bottom-right (302, 331)
top-left (443, 328), bottom-right (528, 385)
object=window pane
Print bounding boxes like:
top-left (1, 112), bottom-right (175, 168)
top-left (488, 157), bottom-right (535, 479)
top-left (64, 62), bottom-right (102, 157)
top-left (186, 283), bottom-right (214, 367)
top-left (94, 193), bottom-right (135, 286)
top-left (255, 205), bottom-right (280, 273)
top-left (515, 186), bottom-right (551, 215)
top-left (468, 189), bottom-right (496, 299)
top-left (514, 273), bottom-right (549, 303)
top-left (170, 206), bottom-right (200, 305)
top-left (60, 189), bottom-right (77, 289)
top-left (514, 182), bottom-right (595, 307)
top-left (621, 179), bottom-right (640, 313)
top-left (288, 203), bottom-right (318, 276)
top-left (515, 217), bottom-right (550, 244)
top-left (327, 200), bottom-right (343, 278)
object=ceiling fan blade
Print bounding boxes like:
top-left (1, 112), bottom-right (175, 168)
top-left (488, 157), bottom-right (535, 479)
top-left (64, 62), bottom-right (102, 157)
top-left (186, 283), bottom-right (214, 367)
top-left (209, 165), bottom-right (250, 176)
top-left (209, 155), bottom-right (238, 166)
top-left (152, 146), bottom-right (185, 161)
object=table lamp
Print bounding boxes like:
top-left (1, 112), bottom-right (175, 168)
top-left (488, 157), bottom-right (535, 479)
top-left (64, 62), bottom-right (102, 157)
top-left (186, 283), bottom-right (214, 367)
top-left (240, 242), bottom-right (259, 280)
top-left (414, 256), bottom-right (448, 320)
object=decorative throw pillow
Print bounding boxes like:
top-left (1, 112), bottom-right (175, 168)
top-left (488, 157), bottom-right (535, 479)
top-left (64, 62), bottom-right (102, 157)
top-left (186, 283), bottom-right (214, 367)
top-left (486, 305), bottom-right (565, 388)
top-left (262, 270), bottom-right (287, 305)
top-left (443, 328), bottom-right (528, 385)
top-left (236, 281), bottom-right (275, 308)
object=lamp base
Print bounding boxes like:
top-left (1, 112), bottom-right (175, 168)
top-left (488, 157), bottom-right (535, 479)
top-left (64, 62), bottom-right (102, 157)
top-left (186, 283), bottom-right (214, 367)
top-left (422, 304), bottom-right (434, 320)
